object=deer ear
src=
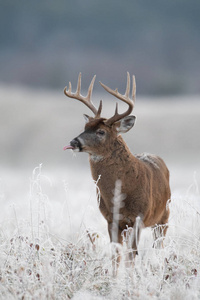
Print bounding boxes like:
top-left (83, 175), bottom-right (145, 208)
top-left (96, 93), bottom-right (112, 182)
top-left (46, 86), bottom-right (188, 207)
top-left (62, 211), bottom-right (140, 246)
top-left (116, 115), bottom-right (136, 133)
top-left (83, 114), bottom-right (90, 123)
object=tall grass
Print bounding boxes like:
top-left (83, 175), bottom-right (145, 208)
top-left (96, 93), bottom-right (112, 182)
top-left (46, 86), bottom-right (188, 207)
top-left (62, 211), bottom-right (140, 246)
top-left (0, 166), bottom-right (200, 299)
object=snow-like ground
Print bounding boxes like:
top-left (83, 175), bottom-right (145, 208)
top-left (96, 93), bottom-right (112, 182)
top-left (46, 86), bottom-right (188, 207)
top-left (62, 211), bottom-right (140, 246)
top-left (0, 85), bottom-right (200, 299)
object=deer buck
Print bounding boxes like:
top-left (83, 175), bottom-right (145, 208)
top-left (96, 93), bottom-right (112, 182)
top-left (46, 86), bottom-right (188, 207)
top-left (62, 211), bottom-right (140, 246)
top-left (63, 72), bottom-right (171, 261)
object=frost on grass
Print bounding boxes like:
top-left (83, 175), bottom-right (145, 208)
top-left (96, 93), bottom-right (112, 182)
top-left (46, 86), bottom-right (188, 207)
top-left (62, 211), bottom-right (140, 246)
top-left (0, 166), bottom-right (200, 299)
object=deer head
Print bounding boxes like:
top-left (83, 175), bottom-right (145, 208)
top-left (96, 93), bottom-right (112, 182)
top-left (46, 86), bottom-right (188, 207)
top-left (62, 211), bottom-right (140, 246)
top-left (63, 72), bottom-right (136, 158)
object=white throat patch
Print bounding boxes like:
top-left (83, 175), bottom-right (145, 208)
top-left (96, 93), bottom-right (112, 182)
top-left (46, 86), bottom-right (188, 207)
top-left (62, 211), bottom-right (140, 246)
top-left (90, 154), bottom-right (104, 162)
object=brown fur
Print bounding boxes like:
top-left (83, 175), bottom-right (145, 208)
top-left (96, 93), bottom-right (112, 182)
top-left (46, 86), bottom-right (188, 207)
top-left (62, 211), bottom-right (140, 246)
top-left (64, 73), bottom-right (170, 257)
top-left (71, 118), bottom-right (171, 254)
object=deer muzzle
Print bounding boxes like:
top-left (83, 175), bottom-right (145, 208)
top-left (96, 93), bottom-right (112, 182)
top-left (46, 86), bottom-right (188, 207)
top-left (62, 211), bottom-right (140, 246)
top-left (63, 138), bottom-right (83, 152)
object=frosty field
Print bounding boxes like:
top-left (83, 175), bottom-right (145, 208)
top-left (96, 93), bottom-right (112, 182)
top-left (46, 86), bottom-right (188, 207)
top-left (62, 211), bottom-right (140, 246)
top-left (0, 86), bottom-right (200, 299)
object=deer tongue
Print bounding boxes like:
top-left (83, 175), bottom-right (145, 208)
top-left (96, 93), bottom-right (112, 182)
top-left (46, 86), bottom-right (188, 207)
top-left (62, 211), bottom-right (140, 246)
top-left (63, 145), bottom-right (74, 150)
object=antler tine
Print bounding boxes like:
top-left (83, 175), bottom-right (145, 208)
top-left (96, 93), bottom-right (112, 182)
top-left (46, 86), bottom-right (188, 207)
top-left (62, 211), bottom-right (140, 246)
top-left (86, 74), bottom-right (96, 100)
top-left (99, 72), bottom-right (136, 126)
top-left (96, 99), bottom-right (103, 118)
top-left (132, 75), bottom-right (136, 100)
top-left (68, 81), bottom-right (72, 93)
top-left (76, 72), bottom-right (81, 95)
top-left (64, 73), bottom-right (98, 115)
top-left (125, 72), bottom-right (130, 98)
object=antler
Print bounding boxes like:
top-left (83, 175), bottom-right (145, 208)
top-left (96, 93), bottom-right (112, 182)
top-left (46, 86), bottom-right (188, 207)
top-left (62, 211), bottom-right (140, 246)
top-left (64, 73), bottom-right (101, 116)
top-left (99, 72), bottom-right (136, 126)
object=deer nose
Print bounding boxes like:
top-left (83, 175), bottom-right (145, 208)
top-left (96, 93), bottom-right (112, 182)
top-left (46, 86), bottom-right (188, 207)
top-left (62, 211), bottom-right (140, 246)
top-left (70, 138), bottom-right (82, 151)
top-left (70, 138), bottom-right (79, 148)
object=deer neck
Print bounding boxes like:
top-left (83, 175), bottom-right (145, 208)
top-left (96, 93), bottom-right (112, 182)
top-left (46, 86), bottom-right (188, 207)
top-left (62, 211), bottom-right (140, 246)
top-left (89, 135), bottom-right (135, 180)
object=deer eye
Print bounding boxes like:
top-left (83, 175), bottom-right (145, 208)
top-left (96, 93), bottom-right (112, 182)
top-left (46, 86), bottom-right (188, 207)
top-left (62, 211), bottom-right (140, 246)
top-left (96, 129), bottom-right (106, 136)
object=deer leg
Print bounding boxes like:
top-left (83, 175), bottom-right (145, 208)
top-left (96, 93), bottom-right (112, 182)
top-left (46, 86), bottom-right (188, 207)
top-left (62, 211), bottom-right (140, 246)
top-left (124, 226), bottom-right (139, 266)
top-left (107, 222), bottom-right (123, 276)
top-left (122, 217), bottom-right (143, 267)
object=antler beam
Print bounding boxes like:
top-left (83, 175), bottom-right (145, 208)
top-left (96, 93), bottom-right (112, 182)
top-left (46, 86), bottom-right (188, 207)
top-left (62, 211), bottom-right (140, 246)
top-left (64, 73), bottom-right (98, 116)
top-left (99, 72), bottom-right (136, 126)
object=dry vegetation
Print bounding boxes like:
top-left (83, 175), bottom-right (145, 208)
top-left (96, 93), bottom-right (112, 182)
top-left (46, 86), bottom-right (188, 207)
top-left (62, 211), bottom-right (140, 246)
top-left (0, 86), bottom-right (200, 298)
top-left (0, 165), bottom-right (200, 299)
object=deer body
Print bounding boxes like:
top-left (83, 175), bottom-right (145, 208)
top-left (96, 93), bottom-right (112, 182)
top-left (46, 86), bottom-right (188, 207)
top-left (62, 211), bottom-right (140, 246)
top-left (64, 73), bottom-right (171, 255)
top-left (90, 148), bottom-right (170, 229)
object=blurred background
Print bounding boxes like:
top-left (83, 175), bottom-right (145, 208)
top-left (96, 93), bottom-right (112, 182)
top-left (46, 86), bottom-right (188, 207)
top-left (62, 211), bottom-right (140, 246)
top-left (0, 0), bottom-right (200, 192)
top-left (1, 0), bottom-right (200, 94)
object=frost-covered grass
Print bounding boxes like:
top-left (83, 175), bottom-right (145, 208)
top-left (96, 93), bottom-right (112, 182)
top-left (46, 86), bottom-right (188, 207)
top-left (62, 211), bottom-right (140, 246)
top-left (0, 166), bottom-right (200, 299)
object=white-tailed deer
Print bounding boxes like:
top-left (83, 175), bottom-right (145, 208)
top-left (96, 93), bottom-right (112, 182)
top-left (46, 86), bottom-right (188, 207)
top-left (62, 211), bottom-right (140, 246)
top-left (64, 72), bottom-right (171, 260)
